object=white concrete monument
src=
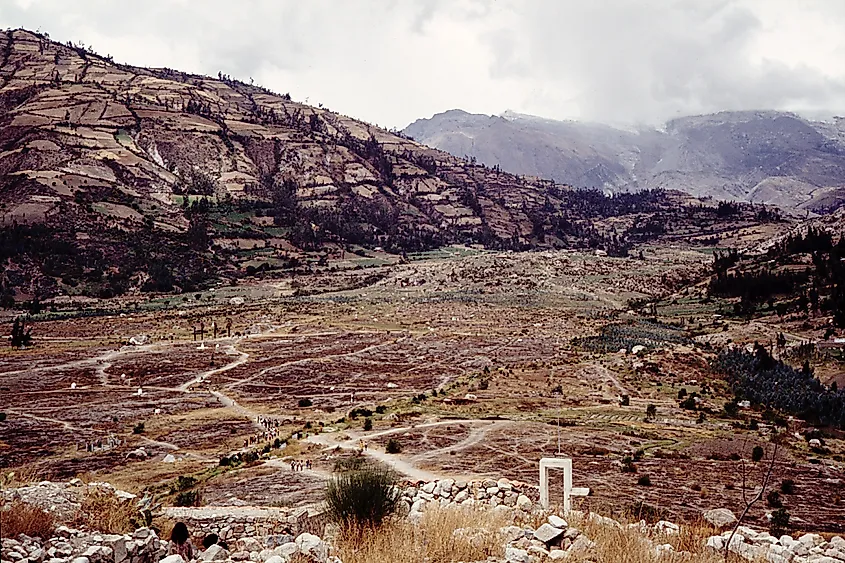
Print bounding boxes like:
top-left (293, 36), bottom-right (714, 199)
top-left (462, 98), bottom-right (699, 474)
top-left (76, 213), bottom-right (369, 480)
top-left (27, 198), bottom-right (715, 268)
top-left (539, 457), bottom-right (590, 513)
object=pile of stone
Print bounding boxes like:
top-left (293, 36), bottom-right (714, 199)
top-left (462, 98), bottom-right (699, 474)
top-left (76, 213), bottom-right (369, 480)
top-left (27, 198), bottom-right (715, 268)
top-left (169, 533), bottom-right (339, 563)
top-left (401, 478), bottom-right (537, 520)
top-left (1, 480), bottom-right (136, 521)
top-left (706, 528), bottom-right (845, 562)
top-left (1, 526), bottom-right (162, 563)
top-left (0, 528), bottom-right (339, 563)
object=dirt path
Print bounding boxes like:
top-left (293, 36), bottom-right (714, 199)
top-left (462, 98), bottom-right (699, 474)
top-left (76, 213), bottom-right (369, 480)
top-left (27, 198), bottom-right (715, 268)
top-left (304, 419), bottom-right (504, 482)
top-left (180, 345), bottom-right (249, 391)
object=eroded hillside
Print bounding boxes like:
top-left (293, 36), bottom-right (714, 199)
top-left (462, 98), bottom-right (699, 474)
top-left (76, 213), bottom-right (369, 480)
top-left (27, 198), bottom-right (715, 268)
top-left (0, 30), bottom-right (780, 300)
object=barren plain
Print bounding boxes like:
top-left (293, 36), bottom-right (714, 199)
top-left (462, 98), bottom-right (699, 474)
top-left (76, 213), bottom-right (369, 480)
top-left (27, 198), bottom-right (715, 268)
top-left (2, 244), bottom-right (843, 534)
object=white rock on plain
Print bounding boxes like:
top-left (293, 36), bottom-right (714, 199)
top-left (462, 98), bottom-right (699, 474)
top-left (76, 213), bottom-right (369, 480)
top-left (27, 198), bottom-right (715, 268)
top-left (272, 543), bottom-right (297, 558)
top-left (200, 544), bottom-right (229, 561)
top-left (160, 556), bottom-right (184, 563)
top-left (516, 494), bottom-right (532, 510)
top-left (548, 515), bottom-right (567, 529)
top-left (294, 533), bottom-right (326, 562)
top-left (500, 526), bottom-right (524, 543)
top-left (703, 508), bottom-right (737, 529)
top-left (654, 520), bottom-right (680, 535)
top-left (533, 524), bottom-right (564, 545)
top-left (504, 546), bottom-right (531, 563)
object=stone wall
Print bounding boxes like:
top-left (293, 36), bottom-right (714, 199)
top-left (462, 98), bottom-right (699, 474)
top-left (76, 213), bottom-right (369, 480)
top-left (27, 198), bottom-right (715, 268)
top-left (401, 478), bottom-right (539, 518)
top-left (162, 506), bottom-right (324, 543)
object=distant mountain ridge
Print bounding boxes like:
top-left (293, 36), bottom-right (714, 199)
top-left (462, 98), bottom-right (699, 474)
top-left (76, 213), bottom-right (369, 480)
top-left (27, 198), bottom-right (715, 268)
top-left (403, 109), bottom-right (845, 213)
top-left (0, 29), bottom-right (774, 300)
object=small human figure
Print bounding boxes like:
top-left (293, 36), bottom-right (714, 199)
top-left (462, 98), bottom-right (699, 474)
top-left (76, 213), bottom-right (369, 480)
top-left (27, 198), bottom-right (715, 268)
top-left (168, 522), bottom-right (196, 561)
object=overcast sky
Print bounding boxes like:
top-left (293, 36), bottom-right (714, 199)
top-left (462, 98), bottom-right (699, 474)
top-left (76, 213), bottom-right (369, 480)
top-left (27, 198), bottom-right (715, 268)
top-left (2, 0), bottom-right (845, 128)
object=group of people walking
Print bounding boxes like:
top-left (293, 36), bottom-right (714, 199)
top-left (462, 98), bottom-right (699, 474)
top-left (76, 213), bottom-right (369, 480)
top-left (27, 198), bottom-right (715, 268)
top-left (289, 459), bottom-right (312, 471)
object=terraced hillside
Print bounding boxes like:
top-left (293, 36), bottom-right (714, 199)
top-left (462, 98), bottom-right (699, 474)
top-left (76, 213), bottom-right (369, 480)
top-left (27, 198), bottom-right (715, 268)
top-left (0, 29), bottom-right (777, 300)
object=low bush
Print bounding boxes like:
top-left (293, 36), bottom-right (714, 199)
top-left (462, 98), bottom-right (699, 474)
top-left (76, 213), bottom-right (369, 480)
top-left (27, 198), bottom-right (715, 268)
top-left (770, 508), bottom-right (790, 536)
top-left (325, 466), bottom-right (400, 529)
top-left (752, 445), bottom-right (765, 462)
top-left (174, 490), bottom-right (201, 507)
top-left (780, 479), bottom-right (795, 494)
top-left (0, 501), bottom-right (55, 538)
top-left (298, 398), bottom-right (313, 408)
top-left (766, 490), bottom-right (783, 508)
top-left (637, 475), bottom-right (652, 486)
top-left (132, 422), bottom-right (145, 434)
top-left (385, 439), bottom-right (402, 454)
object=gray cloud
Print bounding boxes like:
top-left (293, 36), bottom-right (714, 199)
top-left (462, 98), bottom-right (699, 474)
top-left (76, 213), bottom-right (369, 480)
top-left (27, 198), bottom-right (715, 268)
top-left (1, 0), bottom-right (844, 127)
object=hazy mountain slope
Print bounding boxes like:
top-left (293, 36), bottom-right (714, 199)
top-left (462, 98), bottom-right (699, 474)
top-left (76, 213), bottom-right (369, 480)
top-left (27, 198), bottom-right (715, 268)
top-left (0, 30), bottom-right (558, 298)
top-left (0, 30), bottom-right (780, 301)
top-left (404, 109), bottom-right (845, 212)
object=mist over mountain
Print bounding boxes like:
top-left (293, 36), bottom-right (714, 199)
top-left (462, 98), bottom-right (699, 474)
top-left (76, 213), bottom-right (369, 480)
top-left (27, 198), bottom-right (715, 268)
top-left (404, 109), bottom-right (845, 213)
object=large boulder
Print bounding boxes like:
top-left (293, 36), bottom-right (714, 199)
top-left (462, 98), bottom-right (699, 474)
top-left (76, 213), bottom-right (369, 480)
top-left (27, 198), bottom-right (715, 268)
top-left (294, 534), bottom-right (326, 563)
top-left (160, 556), bottom-right (184, 563)
top-left (703, 508), bottom-right (737, 529)
top-left (200, 544), bottom-right (229, 561)
top-left (533, 524), bottom-right (565, 546)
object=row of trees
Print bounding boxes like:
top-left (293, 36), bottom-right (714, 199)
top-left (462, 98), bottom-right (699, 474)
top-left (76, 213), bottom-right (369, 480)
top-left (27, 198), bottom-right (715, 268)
top-left (714, 345), bottom-right (845, 429)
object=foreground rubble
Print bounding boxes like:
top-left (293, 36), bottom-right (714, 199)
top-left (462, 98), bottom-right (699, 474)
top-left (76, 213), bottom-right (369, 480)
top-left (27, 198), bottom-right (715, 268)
top-left (3, 479), bottom-right (844, 563)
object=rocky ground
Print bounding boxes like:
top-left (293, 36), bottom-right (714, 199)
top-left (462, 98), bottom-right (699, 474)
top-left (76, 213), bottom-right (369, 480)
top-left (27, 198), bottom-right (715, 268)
top-left (2, 478), bottom-right (844, 563)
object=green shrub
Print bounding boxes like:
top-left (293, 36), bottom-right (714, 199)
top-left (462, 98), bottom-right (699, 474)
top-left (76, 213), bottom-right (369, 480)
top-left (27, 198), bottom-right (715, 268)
top-left (780, 479), bottom-right (795, 494)
top-left (769, 508), bottom-right (790, 536)
top-left (324, 466), bottom-right (400, 528)
top-left (363, 418), bottom-right (373, 431)
top-left (174, 490), bottom-right (201, 507)
top-left (620, 394), bottom-right (630, 406)
top-left (298, 398), bottom-right (313, 408)
top-left (334, 456), bottom-right (367, 473)
top-left (0, 412), bottom-right (6, 422)
top-left (766, 490), bottom-right (783, 508)
top-left (385, 439), bottom-right (402, 454)
top-left (132, 422), bottom-right (145, 434)
top-left (621, 456), bottom-right (637, 473)
top-left (375, 406), bottom-right (387, 415)
top-left (637, 475), bottom-right (652, 486)
top-left (752, 445), bottom-right (765, 462)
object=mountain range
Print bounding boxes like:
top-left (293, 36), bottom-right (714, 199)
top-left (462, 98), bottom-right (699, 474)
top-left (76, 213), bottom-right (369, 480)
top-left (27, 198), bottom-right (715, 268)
top-left (403, 109), bottom-right (845, 214)
top-left (1, 29), bottom-right (765, 300)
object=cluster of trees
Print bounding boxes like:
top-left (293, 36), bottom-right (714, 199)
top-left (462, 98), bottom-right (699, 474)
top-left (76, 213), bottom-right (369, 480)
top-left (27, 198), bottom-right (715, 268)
top-left (714, 345), bottom-right (845, 429)
top-left (711, 228), bottom-right (845, 326)
top-left (0, 218), bottom-right (216, 301)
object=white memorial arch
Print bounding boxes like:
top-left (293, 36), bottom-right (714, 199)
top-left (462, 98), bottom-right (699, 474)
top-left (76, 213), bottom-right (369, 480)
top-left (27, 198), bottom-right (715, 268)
top-left (539, 457), bottom-right (590, 512)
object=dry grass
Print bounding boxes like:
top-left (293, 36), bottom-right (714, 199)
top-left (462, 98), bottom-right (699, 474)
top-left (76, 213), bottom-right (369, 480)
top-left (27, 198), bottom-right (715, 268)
top-left (0, 501), bottom-right (55, 539)
top-left (1, 465), bottom-right (49, 488)
top-left (75, 490), bottom-right (137, 534)
top-left (570, 513), bottom-right (738, 563)
top-left (333, 505), bottom-right (508, 563)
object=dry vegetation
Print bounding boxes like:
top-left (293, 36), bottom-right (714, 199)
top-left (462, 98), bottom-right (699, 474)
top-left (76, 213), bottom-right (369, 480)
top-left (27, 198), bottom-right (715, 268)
top-left (333, 506), bottom-right (507, 563)
top-left (74, 489), bottom-right (139, 534)
top-left (0, 501), bottom-right (55, 538)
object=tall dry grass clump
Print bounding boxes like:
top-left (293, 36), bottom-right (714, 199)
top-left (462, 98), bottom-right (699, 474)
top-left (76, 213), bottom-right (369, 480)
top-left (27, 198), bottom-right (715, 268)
top-left (0, 501), bottom-right (55, 538)
top-left (75, 490), bottom-right (137, 534)
top-left (570, 512), bottom-right (726, 563)
top-left (333, 505), bottom-right (507, 563)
